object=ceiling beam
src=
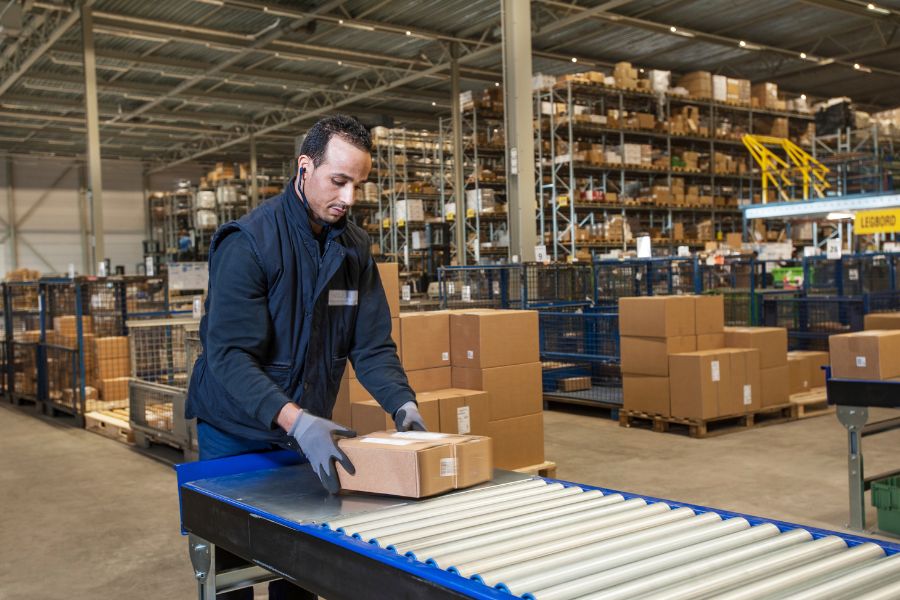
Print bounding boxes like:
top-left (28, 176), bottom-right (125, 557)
top-left (795, 0), bottom-right (900, 26)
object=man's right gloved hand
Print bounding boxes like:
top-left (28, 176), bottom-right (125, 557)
top-left (288, 410), bottom-right (356, 494)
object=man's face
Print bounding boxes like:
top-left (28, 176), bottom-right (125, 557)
top-left (297, 135), bottom-right (372, 224)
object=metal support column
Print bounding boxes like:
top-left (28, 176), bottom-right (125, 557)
top-left (78, 165), bottom-right (90, 274)
top-left (837, 405), bottom-right (868, 531)
top-left (501, 0), bottom-right (537, 262)
top-left (82, 2), bottom-right (105, 273)
top-left (5, 157), bottom-right (16, 270)
top-left (450, 43), bottom-right (466, 266)
top-left (249, 132), bottom-right (259, 208)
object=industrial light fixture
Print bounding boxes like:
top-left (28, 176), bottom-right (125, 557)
top-left (406, 30), bottom-right (412, 35)
top-left (800, 52), bottom-right (807, 59)
top-left (571, 57), bottom-right (577, 63)
top-left (494, 82), bottom-right (500, 87)
top-left (431, 101), bottom-right (436, 106)
top-left (739, 40), bottom-right (746, 47)
top-left (867, 3), bottom-right (890, 14)
top-left (338, 19), bottom-right (344, 24)
top-left (669, 26), bottom-right (677, 32)
top-left (800, 94), bottom-right (807, 100)
top-left (194, 0), bottom-right (224, 5)
top-left (854, 63), bottom-right (861, 69)
top-left (827, 211), bottom-right (855, 220)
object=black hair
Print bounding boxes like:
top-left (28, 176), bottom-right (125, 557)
top-left (300, 115), bottom-right (372, 167)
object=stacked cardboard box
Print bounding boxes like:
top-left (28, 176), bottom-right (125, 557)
top-left (864, 313), bottom-right (900, 330)
top-left (724, 327), bottom-right (789, 408)
top-left (829, 330), bottom-right (900, 380)
top-left (678, 71), bottom-right (712, 99)
top-left (751, 82), bottom-right (778, 109)
top-left (787, 350), bottom-right (829, 394)
top-left (450, 310), bottom-right (542, 470)
top-left (92, 336), bottom-right (130, 402)
top-left (613, 62), bottom-right (638, 88)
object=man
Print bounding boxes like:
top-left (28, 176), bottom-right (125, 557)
top-left (186, 115), bottom-right (425, 600)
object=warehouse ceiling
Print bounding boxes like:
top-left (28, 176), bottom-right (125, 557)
top-left (0, 0), bottom-right (898, 170)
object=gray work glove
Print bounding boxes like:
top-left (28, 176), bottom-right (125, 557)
top-left (288, 410), bottom-right (356, 494)
top-left (394, 401), bottom-right (427, 432)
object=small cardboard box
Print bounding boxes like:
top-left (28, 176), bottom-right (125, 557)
top-left (487, 413), bottom-right (544, 470)
top-left (864, 313), bottom-right (900, 330)
top-left (351, 397), bottom-right (440, 435)
top-left (100, 377), bottom-right (130, 402)
top-left (787, 354), bottom-right (809, 394)
top-left (669, 350), bottom-right (730, 420)
top-left (421, 388), bottom-right (490, 436)
top-left (449, 310), bottom-right (539, 368)
top-left (92, 336), bottom-right (130, 379)
top-left (694, 295), bottom-right (725, 335)
top-left (623, 375), bottom-right (670, 416)
top-left (376, 262), bottom-right (400, 318)
top-left (406, 367), bottom-right (452, 393)
top-left (696, 333), bottom-right (726, 351)
top-left (336, 431), bottom-right (492, 497)
top-left (760, 365), bottom-right (790, 407)
top-left (619, 297), bottom-right (695, 338)
top-left (451, 362), bottom-right (542, 421)
top-left (829, 330), bottom-right (900, 380)
top-left (399, 312), bottom-right (450, 371)
top-left (724, 326), bottom-right (787, 369)
top-left (557, 376), bottom-right (591, 392)
top-left (720, 348), bottom-right (761, 415)
top-left (620, 335), bottom-right (696, 376)
top-left (789, 350), bottom-right (829, 388)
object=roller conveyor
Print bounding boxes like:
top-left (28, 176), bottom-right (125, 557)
top-left (177, 451), bottom-right (900, 600)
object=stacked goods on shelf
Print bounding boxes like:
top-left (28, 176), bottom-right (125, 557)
top-left (787, 351), bottom-right (830, 394)
top-left (92, 335), bottom-right (131, 409)
top-left (829, 330), bottom-right (900, 381)
top-left (620, 296), bottom-right (798, 420)
top-left (864, 313), bottom-right (900, 330)
top-left (4, 268), bottom-right (41, 282)
top-left (337, 263), bottom-right (544, 470)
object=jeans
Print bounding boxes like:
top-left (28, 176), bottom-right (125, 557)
top-left (197, 422), bottom-right (316, 600)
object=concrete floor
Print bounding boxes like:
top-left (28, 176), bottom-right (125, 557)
top-left (2, 401), bottom-right (898, 599)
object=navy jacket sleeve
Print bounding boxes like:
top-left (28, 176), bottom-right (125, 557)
top-left (349, 257), bottom-right (415, 416)
top-left (205, 232), bottom-right (292, 429)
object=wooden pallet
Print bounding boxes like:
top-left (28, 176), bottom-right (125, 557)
top-left (85, 410), bottom-right (134, 444)
top-left (619, 403), bottom-right (796, 438)
top-left (513, 461), bottom-right (557, 479)
top-left (790, 388), bottom-right (833, 419)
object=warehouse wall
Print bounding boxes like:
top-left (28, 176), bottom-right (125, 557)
top-left (0, 157), bottom-right (202, 278)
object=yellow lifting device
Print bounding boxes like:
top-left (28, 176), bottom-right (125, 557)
top-left (741, 134), bottom-right (831, 204)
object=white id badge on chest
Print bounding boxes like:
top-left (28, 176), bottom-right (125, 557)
top-left (328, 289), bottom-right (359, 306)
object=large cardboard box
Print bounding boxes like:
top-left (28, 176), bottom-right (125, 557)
top-left (376, 262), bottom-right (400, 318)
top-left (694, 295), bottom-right (725, 334)
top-left (351, 396), bottom-right (440, 435)
top-left (449, 310), bottom-right (539, 368)
top-left (864, 313), bottom-right (900, 330)
top-left (669, 350), bottom-right (730, 420)
top-left (422, 388), bottom-right (490, 436)
top-left (620, 335), bottom-right (696, 376)
top-left (787, 354), bottom-right (809, 394)
top-left (720, 348), bottom-right (761, 415)
top-left (348, 378), bottom-right (373, 403)
top-left (451, 362), bottom-right (542, 421)
top-left (93, 336), bottom-right (130, 380)
top-left (487, 413), bottom-right (544, 470)
top-left (622, 375), bottom-right (669, 416)
top-left (696, 333), bottom-right (725, 350)
top-left (399, 312), bottom-right (450, 371)
top-left (829, 330), bottom-right (900, 380)
top-left (619, 296), bottom-right (695, 338)
top-left (760, 365), bottom-right (790, 407)
top-left (54, 315), bottom-right (93, 337)
top-left (336, 431), bottom-right (492, 497)
top-left (724, 326), bottom-right (787, 369)
top-left (100, 377), bottom-right (130, 402)
top-left (790, 350), bottom-right (829, 388)
top-left (406, 367), bottom-right (452, 393)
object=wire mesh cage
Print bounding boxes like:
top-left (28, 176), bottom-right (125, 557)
top-left (867, 290), bottom-right (900, 313)
top-left (438, 265), bottom-right (523, 309)
top-left (523, 263), bottom-right (593, 309)
top-left (129, 379), bottom-right (193, 458)
top-left (9, 341), bottom-right (39, 403)
top-left (184, 323), bottom-right (201, 385)
top-left (128, 317), bottom-right (198, 389)
top-left (763, 296), bottom-right (865, 351)
top-left (593, 260), bottom-right (649, 305)
top-left (538, 311), bottom-right (622, 405)
top-left (6, 282), bottom-right (41, 403)
top-left (123, 275), bottom-right (169, 319)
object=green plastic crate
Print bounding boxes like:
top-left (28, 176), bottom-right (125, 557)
top-left (871, 476), bottom-right (900, 535)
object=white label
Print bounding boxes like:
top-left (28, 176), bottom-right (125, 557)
top-left (97, 261), bottom-right (108, 277)
top-left (636, 235), bottom-right (652, 258)
top-left (440, 458), bottom-right (457, 478)
top-left (826, 239), bottom-right (842, 260)
top-left (492, 281), bottom-right (501, 295)
top-left (144, 256), bottom-right (155, 277)
top-left (328, 289), bottom-right (359, 306)
top-left (855, 356), bottom-right (867, 368)
top-left (393, 431), bottom-right (449, 441)
top-left (711, 361), bottom-right (721, 382)
top-left (401, 285), bottom-right (411, 301)
top-left (68, 263), bottom-right (76, 279)
top-left (457, 406), bottom-right (471, 434)
top-left (509, 147), bottom-right (518, 175)
top-left (360, 437), bottom-right (415, 446)
top-left (447, 282), bottom-right (456, 295)
top-left (192, 295), bottom-right (203, 320)
top-left (635, 271), bottom-right (643, 281)
top-left (743, 384), bottom-right (752, 405)
top-left (677, 245), bottom-right (690, 257)
top-left (461, 285), bottom-right (472, 302)
top-left (441, 351), bottom-right (449, 362)
top-left (466, 350), bottom-right (474, 360)
top-left (848, 268), bottom-right (859, 281)
top-left (534, 244), bottom-right (548, 263)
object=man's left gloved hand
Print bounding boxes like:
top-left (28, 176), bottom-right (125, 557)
top-left (394, 401), bottom-right (426, 432)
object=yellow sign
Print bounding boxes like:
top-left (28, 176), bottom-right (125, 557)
top-left (855, 209), bottom-right (900, 234)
